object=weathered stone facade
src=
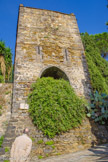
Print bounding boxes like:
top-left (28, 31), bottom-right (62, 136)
top-left (1, 5), bottom-right (108, 162)
top-left (13, 4), bottom-right (91, 117)
top-left (0, 83), bottom-right (12, 137)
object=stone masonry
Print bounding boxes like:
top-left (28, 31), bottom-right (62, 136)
top-left (13, 4), bottom-right (91, 117)
top-left (0, 83), bottom-right (12, 137)
top-left (1, 4), bottom-right (108, 162)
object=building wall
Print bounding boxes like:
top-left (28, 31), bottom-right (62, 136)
top-left (0, 83), bottom-right (12, 136)
top-left (13, 5), bottom-right (91, 116)
top-left (1, 6), bottom-right (108, 161)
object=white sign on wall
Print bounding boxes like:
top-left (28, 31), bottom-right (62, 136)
top-left (20, 103), bottom-right (29, 110)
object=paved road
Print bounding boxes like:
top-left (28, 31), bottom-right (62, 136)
top-left (31, 144), bottom-right (108, 162)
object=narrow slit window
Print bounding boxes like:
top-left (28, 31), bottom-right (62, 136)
top-left (36, 46), bottom-right (43, 61)
top-left (38, 46), bottom-right (40, 55)
top-left (65, 49), bottom-right (68, 61)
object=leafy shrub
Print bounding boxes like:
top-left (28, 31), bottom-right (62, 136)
top-left (28, 77), bottom-right (85, 138)
top-left (0, 41), bottom-right (13, 83)
top-left (87, 91), bottom-right (108, 125)
top-left (0, 75), bottom-right (4, 83)
top-left (0, 136), bottom-right (4, 147)
top-left (45, 140), bottom-right (54, 145)
top-left (81, 32), bottom-right (108, 94)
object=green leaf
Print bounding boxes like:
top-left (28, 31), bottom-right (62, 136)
top-left (87, 113), bottom-right (91, 117)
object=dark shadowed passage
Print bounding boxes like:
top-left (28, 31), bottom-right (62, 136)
top-left (40, 66), bottom-right (69, 82)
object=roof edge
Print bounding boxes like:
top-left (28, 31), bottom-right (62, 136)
top-left (19, 4), bottom-right (75, 16)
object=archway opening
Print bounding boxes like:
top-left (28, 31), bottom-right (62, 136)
top-left (40, 66), bottom-right (69, 82)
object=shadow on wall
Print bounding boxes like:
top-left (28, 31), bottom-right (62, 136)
top-left (81, 52), bottom-right (92, 100)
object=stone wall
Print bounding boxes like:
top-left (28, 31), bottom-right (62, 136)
top-left (1, 114), bottom-right (108, 161)
top-left (0, 83), bottom-right (12, 137)
top-left (13, 4), bottom-right (91, 117)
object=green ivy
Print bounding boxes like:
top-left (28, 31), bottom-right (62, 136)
top-left (81, 32), bottom-right (108, 94)
top-left (28, 77), bottom-right (85, 138)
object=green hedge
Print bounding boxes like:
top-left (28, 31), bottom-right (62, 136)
top-left (81, 32), bottom-right (108, 94)
top-left (28, 77), bottom-right (85, 138)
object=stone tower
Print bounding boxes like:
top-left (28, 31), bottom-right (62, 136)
top-left (4, 5), bottom-right (108, 162)
top-left (13, 4), bottom-right (91, 117)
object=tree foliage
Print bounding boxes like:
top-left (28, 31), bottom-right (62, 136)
top-left (0, 41), bottom-right (12, 82)
top-left (93, 33), bottom-right (108, 58)
top-left (28, 77), bottom-right (85, 138)
top-left (81, 32), bottom-right (108, 94)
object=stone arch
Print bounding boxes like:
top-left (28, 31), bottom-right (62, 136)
top-left (40, 66), bottom-right (70, 82)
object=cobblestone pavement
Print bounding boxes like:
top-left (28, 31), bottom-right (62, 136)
top-left (31, 144), bottom-right (108, 162)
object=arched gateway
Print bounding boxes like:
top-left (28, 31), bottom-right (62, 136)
top-left (40, 66), bottom-right (70, 82)
top-left (12, 4), bottom-right (91, 115)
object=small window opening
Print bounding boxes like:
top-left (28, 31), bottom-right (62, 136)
top-left (65, 49), bottom-right (68, 61)
top-left (38, 46), bottom-right (40, 55)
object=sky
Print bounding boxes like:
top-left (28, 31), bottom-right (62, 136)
top-left (0, 0), bottom-right (107, 63)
